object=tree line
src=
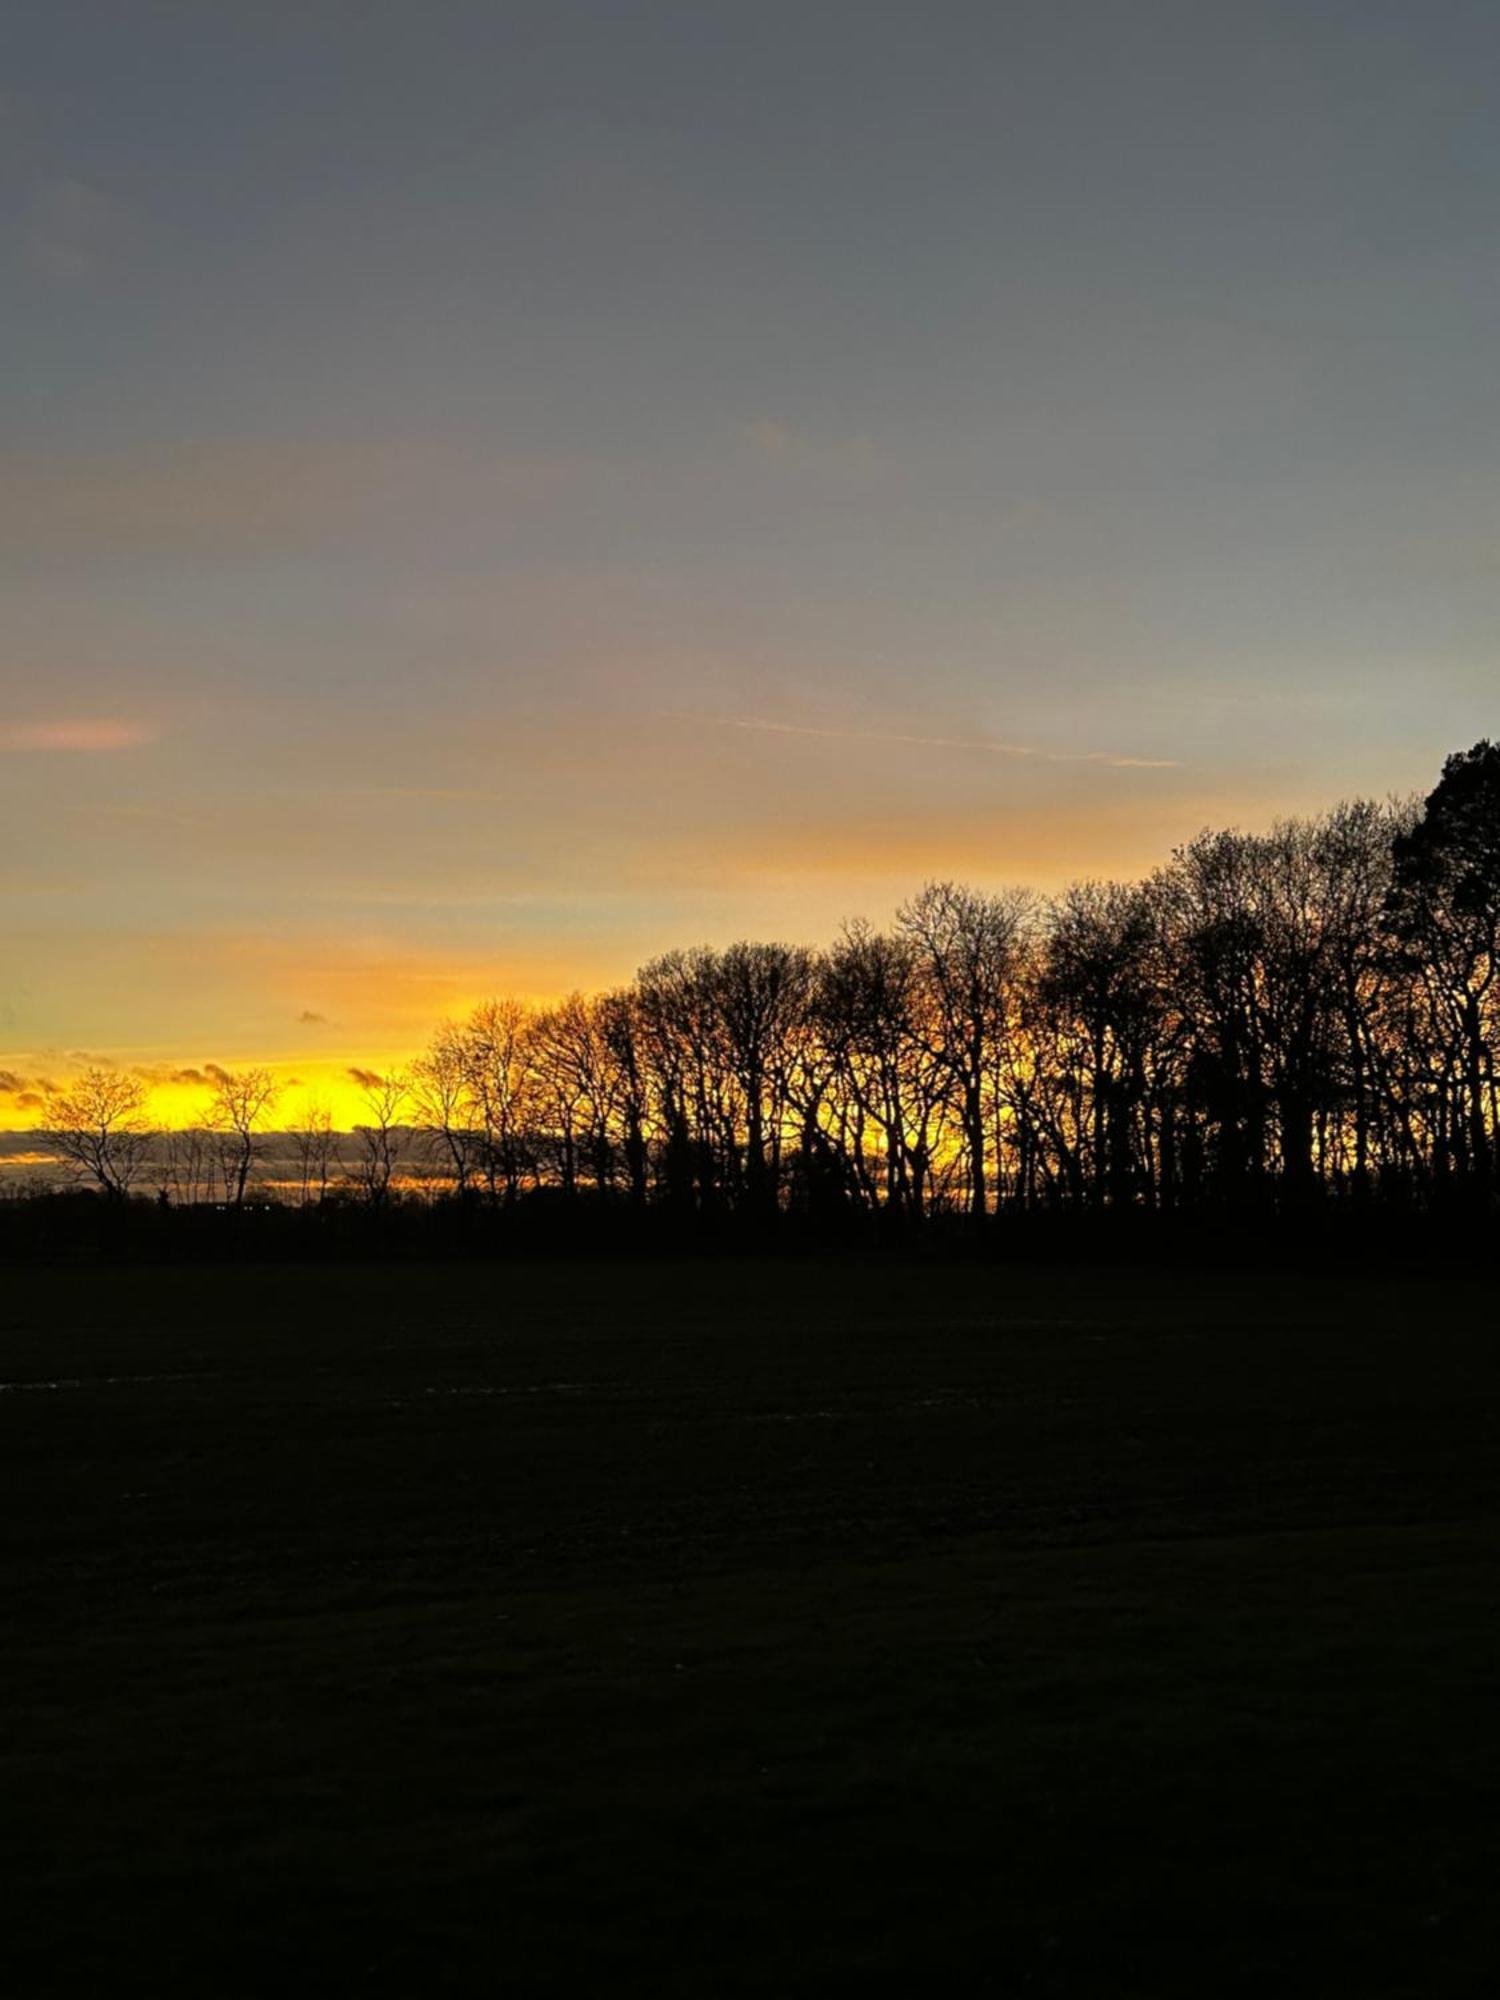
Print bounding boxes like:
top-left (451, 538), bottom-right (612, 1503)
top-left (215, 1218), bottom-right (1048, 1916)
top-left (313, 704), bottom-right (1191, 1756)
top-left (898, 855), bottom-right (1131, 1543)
top-left (32, 741), bottom-right (1500, 1230)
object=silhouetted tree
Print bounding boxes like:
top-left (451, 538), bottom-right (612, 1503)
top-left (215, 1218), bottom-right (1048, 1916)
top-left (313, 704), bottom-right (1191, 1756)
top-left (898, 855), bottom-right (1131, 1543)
top-left (460, 999), bottom-right (533, 1204)
top-left (159, 1125), bottom-right (214, 1207)
top-left (1388, 742), bottom-right (1500, 1192)
top-left (351, 1069), bottom-right (410, 1208)
top-left (412, 1023), bottom-right (481, 1197)
top-left (598, 988), bottom-right (650, 1208)
top-left (206, 1065), bottom-right (279, 1207)
top-left (40, 1067), bottom-right (154, 1197)
top-left (899, 882), bottom-right (1034, 1221)
top-left (290, 1096), bottom-right (340, 1206)
top-left (814, 923), bottom-right (949, 1221)
top-left (1040, 880), bottom-right (1165, 1208)
top-left (23, 745), bottom-right (1500, 1234)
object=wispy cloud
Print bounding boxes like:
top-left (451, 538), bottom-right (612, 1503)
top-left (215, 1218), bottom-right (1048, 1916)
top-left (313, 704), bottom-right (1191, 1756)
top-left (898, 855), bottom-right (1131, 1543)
top-left (0, 1064), bottom-right (57, 1117)
top-left (696, 715), bottom-right (1177, 770)
top-left (0, 1070), bottom-right (53, 1102)
top-left (0, 720), bottom-right (154, 752)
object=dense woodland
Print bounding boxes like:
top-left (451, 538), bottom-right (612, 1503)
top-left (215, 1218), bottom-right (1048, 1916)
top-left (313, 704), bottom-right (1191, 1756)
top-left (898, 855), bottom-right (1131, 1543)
top-left (20, 741), bottom-right (1500, 1238)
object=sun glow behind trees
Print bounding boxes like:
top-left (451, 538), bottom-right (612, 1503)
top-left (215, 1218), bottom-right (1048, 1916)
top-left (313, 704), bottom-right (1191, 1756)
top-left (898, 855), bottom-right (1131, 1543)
top-left (16, 744), bottom-right (1500, 1216)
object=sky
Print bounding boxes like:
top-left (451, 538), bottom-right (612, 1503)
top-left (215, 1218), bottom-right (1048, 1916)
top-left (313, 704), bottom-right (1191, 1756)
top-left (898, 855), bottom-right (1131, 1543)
top-left (4, 1), bottom-right (1500, 1124)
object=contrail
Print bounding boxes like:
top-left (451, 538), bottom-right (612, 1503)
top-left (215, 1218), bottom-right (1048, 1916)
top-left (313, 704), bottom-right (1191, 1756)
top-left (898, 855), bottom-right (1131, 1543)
top-left (697, 715), bottom-right (1177, 770)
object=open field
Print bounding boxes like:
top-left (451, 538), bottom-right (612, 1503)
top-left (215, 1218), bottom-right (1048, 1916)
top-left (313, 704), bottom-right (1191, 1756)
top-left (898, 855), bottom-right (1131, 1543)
top-left (4, 1256), bottom-right (1500, 1995)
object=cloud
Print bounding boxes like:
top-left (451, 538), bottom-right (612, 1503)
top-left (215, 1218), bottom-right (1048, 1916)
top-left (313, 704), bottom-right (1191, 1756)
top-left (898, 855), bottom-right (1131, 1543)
top-left (0, 1141), bottom-right (64, 1165)
top-left (696, 715), bottom-right (1177, 770)
top-left (297, 1010), bottom-right (328, 1025)
top-left (0, 720), bottom-right (154, 752)
top-left (347, 1066), bottom-right (384, 1089)
top-left (0, 1070), bottom-right (57, 1101)
top-left (119, 1064), bottom-right (197, 1089)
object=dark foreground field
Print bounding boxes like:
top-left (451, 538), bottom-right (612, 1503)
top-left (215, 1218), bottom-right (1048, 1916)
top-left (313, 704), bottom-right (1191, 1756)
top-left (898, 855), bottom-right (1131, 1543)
top-left (4, 1257), bottom-right (1499, 1996)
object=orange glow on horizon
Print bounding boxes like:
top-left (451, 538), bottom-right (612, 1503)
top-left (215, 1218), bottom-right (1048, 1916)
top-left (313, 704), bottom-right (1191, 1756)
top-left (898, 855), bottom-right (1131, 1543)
top-left (0, 774), bottom-right (1364, 1139)
top-left (0, 1057), bottom-right (431, 1138)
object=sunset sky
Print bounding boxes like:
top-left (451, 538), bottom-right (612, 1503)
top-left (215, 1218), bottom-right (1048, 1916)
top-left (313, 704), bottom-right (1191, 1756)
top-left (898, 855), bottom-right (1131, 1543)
top-left (5, 2), bottom-right (1500, 1125)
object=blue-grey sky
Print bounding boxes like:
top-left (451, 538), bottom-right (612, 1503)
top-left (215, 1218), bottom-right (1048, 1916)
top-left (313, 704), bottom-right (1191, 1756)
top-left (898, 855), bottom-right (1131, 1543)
top-left (4, 1), bottom-right (1499, 1094)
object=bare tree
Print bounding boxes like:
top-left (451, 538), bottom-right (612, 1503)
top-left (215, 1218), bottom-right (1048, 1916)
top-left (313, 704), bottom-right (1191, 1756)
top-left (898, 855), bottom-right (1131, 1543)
top-left (158, 1125), bottom-right (214, 1206)
top-left (351, 1069), bottom-right (410, 1208)
top-left (33, 746), bottom-right (1500, 1237)
top-left (460, 1000), bottom-right (533, 1204)
top-left (598, 987), bottom-right (650, 1207)
top-left (813, 922), bottom-right (950, 1221)
top-left (412, 1023), bottom-right (480, 1197)
top-left (898, 882), bottom-right (1034, 1220)
top-left (711, 942), bottom-right (817, 1215)
top-left (1041, 880), bottom-right (1167, 1208)
top-left (527, 995), bottom-right (595, 1197)
top-left (204, 1066), bottom-right (279, 1207)
top-left (41, 1067), bottom-right (154, 1197)
top-left (1388, 742), bottom-right (1500, 1191)
top-left (290, 1095), bottom-right (340, 1206)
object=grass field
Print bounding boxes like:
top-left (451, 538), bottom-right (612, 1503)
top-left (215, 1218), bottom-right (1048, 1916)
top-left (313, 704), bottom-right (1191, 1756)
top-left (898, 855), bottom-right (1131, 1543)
top-left (4, 1255), bottom-right (1499, 1995)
